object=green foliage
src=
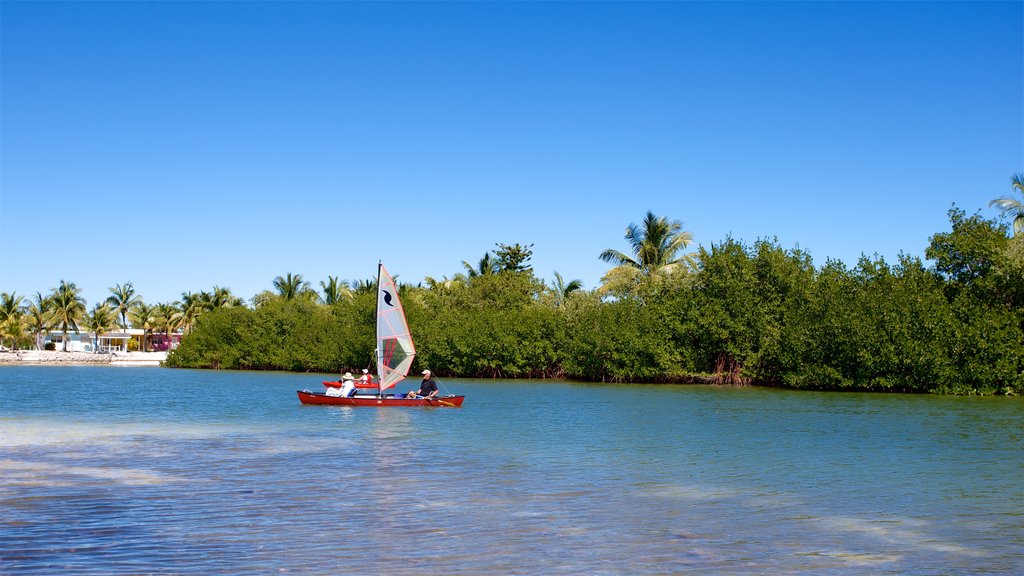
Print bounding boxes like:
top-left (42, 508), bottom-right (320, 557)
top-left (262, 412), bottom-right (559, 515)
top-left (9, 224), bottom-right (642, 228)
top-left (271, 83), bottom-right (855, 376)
top-left (167, 210), bottom-right (1023, 395)
top-left (0, 291), bottom-right (28, 350)
top-left (412, 272), bottom-right (560, 378)
top-left (107, 282), bottom-right (141, 333)
top-left (494, 243), bottom-right (535, 272)
top-left (462, 252), bottom-right (499, 278)
top-left (167, 298), bottom-right (369, 372)
top-left (51, 280), bottom-right (86, 352)
top-left (927, 207), bottom-right (1009, 288)
top-left (599, 210), bottom-right (697, 297)
top-left (84, 303), bottom-right (118, 352)
top-left (560, 294), bottom-right (678, 382)
top-left (988, 173), bottom-right (1024, 236)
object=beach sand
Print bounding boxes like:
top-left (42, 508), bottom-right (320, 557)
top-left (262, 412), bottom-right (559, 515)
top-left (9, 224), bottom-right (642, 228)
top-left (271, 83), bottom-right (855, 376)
top-left (0, 351), bottom-right (168, 367)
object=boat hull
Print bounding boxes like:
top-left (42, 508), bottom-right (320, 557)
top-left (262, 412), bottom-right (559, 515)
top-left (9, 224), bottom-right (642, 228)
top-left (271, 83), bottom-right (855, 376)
top-left (297, 390), bottom-right (465, 407)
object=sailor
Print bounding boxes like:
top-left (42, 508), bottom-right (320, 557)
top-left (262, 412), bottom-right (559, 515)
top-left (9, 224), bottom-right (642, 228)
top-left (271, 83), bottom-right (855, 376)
top-left (408, 370), bottom-right (439, 399)
top-left (339, 372), bottom-right (357, 398)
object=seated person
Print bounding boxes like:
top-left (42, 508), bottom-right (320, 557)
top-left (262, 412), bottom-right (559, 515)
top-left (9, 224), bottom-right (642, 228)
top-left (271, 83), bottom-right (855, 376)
top-left (407, 369), bottom-right (439, 399)
top-left (339, 372), bottom-right (357, 397)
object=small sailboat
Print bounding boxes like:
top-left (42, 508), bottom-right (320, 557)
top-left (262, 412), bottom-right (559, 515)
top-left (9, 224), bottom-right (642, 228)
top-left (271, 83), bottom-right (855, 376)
top-left (297, 263), bottom-right (464, 407)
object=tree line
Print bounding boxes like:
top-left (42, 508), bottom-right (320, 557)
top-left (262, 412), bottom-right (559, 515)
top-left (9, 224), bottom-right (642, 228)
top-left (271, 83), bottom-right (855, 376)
top-left (0, 283), bottom-right (246, 353)
top-left (4, 177), bottom-right (1023, 394)
top-left (166, 202), bottom-right (1021, 395)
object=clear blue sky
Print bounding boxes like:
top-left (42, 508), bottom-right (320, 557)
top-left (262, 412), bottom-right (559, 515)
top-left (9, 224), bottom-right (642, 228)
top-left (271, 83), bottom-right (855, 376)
top-left (2, 1), bottom-right (1021, 308)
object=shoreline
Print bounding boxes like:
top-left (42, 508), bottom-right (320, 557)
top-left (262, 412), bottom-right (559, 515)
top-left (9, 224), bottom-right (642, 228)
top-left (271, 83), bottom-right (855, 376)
top-left (0, 350), bottom-right (168, 367)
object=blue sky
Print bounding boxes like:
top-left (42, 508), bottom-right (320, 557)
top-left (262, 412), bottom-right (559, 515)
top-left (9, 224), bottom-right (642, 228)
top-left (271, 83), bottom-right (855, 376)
top-left (2, 1), bottom-right (1022, 308)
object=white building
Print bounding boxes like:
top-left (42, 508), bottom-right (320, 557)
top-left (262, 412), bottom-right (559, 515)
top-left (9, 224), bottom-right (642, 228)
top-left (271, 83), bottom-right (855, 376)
top-left (44, 329), bottom-right (179, 353)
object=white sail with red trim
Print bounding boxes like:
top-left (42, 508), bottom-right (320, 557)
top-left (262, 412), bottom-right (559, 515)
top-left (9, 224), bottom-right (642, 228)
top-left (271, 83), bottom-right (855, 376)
top-left (376, 263), bottom-right (416, 391)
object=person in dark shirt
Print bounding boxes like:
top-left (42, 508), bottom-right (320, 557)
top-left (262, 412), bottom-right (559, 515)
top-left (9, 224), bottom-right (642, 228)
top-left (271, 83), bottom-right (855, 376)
top-left (408, 369), bottom-right (439, 399)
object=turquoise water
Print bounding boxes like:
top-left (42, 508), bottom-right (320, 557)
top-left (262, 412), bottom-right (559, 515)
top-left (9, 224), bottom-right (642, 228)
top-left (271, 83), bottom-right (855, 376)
top-left (1, 366), bottom-right (1022, 574)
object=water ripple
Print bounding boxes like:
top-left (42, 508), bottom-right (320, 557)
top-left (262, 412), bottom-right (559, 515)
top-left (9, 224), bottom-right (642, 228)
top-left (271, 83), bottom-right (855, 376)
top-left (2, 368), bottom-right (1022, 574)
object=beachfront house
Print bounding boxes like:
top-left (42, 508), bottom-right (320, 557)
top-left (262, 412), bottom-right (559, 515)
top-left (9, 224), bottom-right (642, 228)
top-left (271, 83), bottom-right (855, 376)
top-left (44, 329), bottom-right (183, 352)
top-left (44, 331), bottom-right (98, 352)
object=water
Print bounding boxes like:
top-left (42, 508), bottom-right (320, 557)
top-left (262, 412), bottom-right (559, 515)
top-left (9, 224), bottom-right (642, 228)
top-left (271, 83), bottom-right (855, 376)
top-left (1, 366), bottom-right (1021, 575)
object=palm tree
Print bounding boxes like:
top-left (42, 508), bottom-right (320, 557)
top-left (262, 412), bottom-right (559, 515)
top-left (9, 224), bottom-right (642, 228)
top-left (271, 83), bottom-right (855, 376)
top-left (83, 303), bottom-right (118, 353)
top-left (25, 292), bottom-right (53, 350)
top-left (425, 275), bottom-right (465, 290)
top-left (319, 276), bottom-right (352, 305)
top-left (178, 292), bottom-right (205, 333)
top-left (210, 286), bottom-right (244, 308)
top-left (990, 173), bottom-right (1024, 236)
top-left (0, 292), bottom-right (26, 350)
top-left (462, 252), bottom-right (499, 277)
top-left (107, 282), bottom-right (141, 336)
top-left (50, 280), bottom-right (87, 351)
top-left (351, 278), bottom-right (377, 294)
top-left (600, 211), bottom-right (697, 275)
top-left (273, 273), bottom-right (313, 300)
top-left (548, 272), bottom-right (583, 307)
top-left (0, 313), bottom-right (27, 351)
top-left (153, 302), bottom-right (182, 351)
top-left (129, 302), bottom-right (156, 352)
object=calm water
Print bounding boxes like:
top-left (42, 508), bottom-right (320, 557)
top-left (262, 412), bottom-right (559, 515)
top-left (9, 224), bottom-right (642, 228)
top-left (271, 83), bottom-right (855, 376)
top-left (1, 366), bottom-right (1021, 575)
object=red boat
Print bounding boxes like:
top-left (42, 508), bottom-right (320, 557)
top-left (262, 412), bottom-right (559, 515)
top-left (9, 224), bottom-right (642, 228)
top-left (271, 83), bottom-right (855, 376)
top-left (297, 390), bottom-right (465, 407)
top-left (298, 262), bottom-right (465, 408)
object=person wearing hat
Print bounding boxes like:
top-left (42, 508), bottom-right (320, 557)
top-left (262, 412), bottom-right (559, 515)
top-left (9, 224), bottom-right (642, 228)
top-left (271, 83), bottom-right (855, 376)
top-left (339, 372), bottom-right (357, 398)
top-left (407, 369), bottom-right (438, 399)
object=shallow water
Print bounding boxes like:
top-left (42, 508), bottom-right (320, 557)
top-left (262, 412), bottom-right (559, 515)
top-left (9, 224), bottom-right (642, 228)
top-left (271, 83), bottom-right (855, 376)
top-left (1, 366), bottom-right (1022, 574)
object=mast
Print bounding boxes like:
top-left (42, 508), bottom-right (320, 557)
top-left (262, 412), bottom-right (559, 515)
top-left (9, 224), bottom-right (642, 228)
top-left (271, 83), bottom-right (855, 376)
top-left (375, 261), bottom-right (383, 398)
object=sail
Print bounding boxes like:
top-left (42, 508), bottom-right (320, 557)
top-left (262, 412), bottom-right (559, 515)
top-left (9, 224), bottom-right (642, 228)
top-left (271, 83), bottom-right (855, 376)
top-left (376, 263), bottom-right (416, 391)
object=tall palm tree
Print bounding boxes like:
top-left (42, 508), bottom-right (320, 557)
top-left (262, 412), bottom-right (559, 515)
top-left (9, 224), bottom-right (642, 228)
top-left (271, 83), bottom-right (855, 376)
top-left (153, 302), bottom-right (182, 351)
top-left (129, 302), bottom-right (156, 352)
top-left (179, 292), bottom-right (204, 333)
top-left (549, 272), bottom-right (583, 307)
top-left (211, 286), bottom-right (244, 308)
top-left (83, 303), bottom-right (118, 353)
top-left (351, 278), bottom-right (377, 294)
top-left (462, 253), bottom-right (499, 278)
top-left (425, 275), bottom-right (465, 290)
top-left (51, 280), bottom-right (87, 351)
top-left (0, 312), bottom-right (27, 351)
top-left (0, 292), bottom-right (26, 350)
top-left (600, 211), bottom-right (696, 275)
top-left (272, 273), bottom-right (313, 300)
top-left (25, 292), bottom-right (53, 350)
top-left (107, 282), bottom-right (141, 336)
top-left (990, 173), bottom-right (1024, 236)
top-left (319, 276), bottom-right (352, 305)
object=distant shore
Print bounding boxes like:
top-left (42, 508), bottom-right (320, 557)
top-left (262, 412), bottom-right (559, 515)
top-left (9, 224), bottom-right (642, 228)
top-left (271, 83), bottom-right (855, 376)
top-left (0, 351), bottom-right (168, 367)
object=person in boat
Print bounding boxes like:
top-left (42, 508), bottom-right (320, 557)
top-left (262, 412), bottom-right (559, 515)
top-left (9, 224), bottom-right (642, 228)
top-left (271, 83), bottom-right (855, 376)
top-left (407, 369), bottom-right (439, 399)
top-left (339, 372), bottom-right (357, 398)
top-left (358, 368), bottom-right (371, 385)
